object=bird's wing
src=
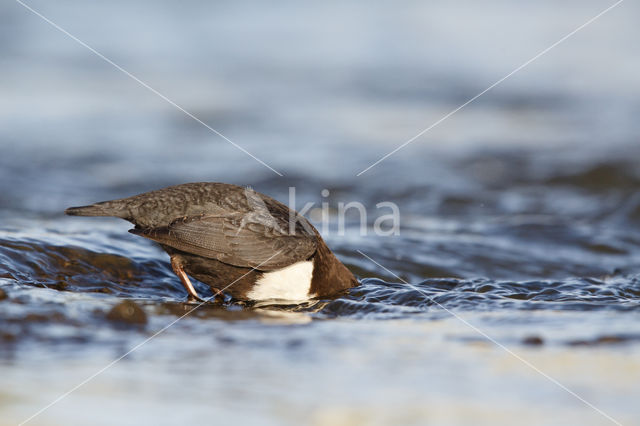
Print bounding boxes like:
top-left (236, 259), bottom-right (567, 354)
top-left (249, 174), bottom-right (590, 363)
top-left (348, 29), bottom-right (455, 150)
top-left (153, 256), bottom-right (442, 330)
top-left (129, 212), bottom-right (317, 271)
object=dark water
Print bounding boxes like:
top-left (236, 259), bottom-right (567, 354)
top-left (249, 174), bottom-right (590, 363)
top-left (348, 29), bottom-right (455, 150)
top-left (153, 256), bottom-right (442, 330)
top-left (2, 1), bottom-right (640, 425)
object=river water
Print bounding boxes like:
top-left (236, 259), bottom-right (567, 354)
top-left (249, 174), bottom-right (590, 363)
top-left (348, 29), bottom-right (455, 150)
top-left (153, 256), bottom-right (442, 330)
top-left (1, 1), bottom-right (639, 425)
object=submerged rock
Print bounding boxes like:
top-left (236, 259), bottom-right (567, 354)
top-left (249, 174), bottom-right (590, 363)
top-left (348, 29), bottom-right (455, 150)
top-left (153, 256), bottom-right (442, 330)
top-left (106, 300), bottom-right (147, 326)
top-left (522, 335), bottom-right (544, 346)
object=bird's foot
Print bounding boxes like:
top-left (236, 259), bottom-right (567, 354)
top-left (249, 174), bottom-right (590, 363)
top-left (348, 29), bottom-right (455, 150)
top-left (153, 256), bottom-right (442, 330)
top-left (185, 289), bottom-right (226, 304)
top-left (186, 294), bottom-right (206, 304)
top-left (207, 288), bottom-right (227, 304)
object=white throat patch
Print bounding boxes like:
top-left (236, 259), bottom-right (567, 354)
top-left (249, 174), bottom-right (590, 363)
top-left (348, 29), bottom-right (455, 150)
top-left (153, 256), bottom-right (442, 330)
top-left (247, 260), bottom-right (314, 301)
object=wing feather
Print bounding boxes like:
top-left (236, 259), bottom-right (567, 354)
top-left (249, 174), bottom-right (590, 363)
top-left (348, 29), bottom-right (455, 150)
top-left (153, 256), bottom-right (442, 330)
top-left (130, 212), bottom-right (317, 271)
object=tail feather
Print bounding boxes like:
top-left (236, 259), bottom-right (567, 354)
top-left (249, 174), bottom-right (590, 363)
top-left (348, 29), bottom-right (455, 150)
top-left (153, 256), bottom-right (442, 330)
top-left (64, 201), bottom-right (126, 218)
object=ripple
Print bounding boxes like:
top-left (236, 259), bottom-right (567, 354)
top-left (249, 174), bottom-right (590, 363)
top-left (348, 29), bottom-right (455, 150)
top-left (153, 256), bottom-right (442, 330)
top-left (315, 275), bottom-right (640, 318)
top-left (2, 236), bottom-right (639, 321)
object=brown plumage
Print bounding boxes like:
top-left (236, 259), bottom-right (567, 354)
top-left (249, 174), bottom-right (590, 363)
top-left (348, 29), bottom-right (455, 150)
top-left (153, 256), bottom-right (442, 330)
top-left (66, 182), bottom-right (357, 301)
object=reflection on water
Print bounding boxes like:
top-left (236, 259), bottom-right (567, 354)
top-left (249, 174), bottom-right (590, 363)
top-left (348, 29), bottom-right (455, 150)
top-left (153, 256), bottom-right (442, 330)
top-left (2, 0), bottom-right (640, 425)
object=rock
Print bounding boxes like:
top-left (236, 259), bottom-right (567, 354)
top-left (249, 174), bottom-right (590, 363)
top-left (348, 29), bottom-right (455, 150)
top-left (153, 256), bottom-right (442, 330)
top-left (106, 300), bottom-right (147, 326)
top-left (522, 335), bottom-right (544, 346)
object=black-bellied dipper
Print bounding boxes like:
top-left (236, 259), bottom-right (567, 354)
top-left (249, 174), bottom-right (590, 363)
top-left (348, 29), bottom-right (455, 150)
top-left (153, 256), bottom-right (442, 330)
top-left (66, 183), bottom-right (358, 301)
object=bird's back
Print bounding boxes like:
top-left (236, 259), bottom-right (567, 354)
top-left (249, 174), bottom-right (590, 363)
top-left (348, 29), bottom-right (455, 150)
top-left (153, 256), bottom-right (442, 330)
top-left (66, 182), bottom-right (263, 228)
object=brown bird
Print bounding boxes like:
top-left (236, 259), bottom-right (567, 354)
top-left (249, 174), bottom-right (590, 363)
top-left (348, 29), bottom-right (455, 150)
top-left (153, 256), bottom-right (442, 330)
top-left (65, 182), bottom-right (358, 302)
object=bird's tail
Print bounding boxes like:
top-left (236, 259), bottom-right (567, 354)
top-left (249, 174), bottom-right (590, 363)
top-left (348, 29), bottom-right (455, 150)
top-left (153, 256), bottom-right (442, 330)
top-left (65, 201), bottom-right (127, 218)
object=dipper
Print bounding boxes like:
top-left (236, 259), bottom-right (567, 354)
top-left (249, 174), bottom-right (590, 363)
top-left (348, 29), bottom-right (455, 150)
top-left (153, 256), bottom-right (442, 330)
top-left (66, 183), bottom-right (357, 301)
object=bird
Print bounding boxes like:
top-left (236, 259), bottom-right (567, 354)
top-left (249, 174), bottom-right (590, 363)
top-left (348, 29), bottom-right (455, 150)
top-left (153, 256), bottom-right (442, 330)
top-left (65, 182), bottom-right (358, 302)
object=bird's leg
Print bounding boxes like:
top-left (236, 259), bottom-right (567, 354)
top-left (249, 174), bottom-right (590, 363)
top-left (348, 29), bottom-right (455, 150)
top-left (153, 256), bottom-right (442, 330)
top-left (170, 256), bottom-right (204, 302)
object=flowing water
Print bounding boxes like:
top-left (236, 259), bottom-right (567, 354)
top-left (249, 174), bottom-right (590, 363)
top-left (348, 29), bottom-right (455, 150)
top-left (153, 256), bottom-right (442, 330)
top-left (1, 1), bottom-right (640, 425)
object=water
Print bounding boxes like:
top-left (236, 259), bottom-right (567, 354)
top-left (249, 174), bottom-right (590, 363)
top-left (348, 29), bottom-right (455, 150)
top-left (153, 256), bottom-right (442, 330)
top-left (1, 1), bottom-right (640, 425)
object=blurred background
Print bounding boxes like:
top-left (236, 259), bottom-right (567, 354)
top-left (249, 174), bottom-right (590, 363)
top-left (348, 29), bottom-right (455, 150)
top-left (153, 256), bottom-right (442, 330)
top-left (1, 1), bottom-right (639, 425)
